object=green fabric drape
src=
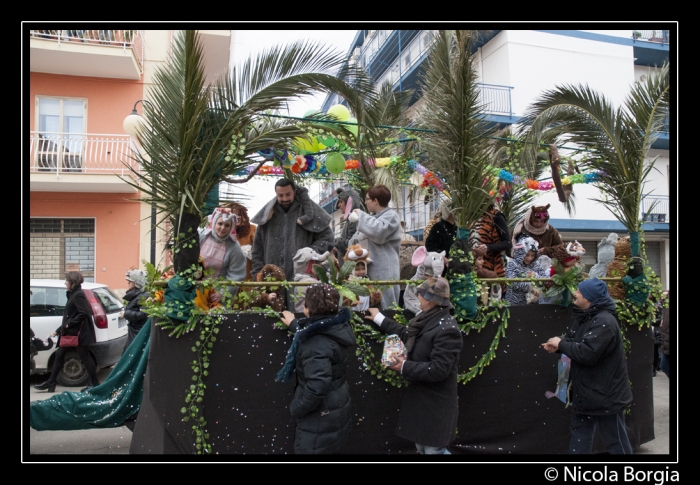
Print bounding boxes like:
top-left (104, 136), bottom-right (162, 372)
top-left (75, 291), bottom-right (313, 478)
top-left (456, 227), bottom-right (470, 241)
top-left (629, 232), bottom-right (640, 257)
top-left (30, 320), bottom-right (151, 431)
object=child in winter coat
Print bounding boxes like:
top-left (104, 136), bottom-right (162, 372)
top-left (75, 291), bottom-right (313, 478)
top-left (505, 236), bottom-right (549, 305)
top-left (277, 283), bottom-right (356, 454)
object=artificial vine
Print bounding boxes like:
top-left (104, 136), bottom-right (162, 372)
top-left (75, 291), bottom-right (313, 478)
top-left (457, 299), bottom-right (510, 384)
top-left (349, 310), bottom-right (407, 388)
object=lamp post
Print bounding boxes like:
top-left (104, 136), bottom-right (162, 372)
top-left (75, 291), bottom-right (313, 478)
top-left (123, 99), bottom-right (157, 266)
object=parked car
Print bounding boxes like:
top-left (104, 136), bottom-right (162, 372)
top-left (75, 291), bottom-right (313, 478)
top-left (29, 279), bottom-right (128, 386)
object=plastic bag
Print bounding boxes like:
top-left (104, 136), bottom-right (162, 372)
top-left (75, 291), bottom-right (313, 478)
top-left (545, 353), bottom-right (571, 406)
top-left (381, 335), bottom-right (407, 367)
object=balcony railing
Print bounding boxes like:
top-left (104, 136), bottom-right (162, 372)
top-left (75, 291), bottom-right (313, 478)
top-left (478, 83), bottom-right (515, 118)
top-left (632, 30), bottom-right (670, 45)
top-left (29, 131), bottom-right (139, 176)
top-left (29, 29), bottom-right (144, 74)
top-left (641, 195), bottom-right (670, 223)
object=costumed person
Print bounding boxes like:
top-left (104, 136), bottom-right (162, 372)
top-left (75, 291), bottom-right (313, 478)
top-left (505, 236), bottom-right (549, 306)
top-left (539, 241), bottom-right (586, 306)
top-left (277, 283), bottom-right (356, 454)
top-left (365, 277), bottom-right (462, 454)
top-left (403, 245), bottom-right (446, 316)
top-left (348, 184), bottom-right (402, 309)
top-left (198, 207), bottom-right (247, 303)
top-left (510, 204), bottom-right (564, 257)
top-left (251, 178), bottom-right (334, 309)
top-left (121, 269), bottom-right (150, 354)
top-left (446, 239), bottom-right (479, 322)
top-left (225, 201), bottom-right (257, 282)
top-left (248, 263), bottom-right (287, 312)
top-left (469, 202), bottom-right (512, 299)
top-left (424, 201), bottom-right (457, 261)
top-left (34, 271), bottom-right (100, 393)
top-left (541, 278), bottom-right (633, 454)
top-left (333, 187), bottom-right (365, 258)
top-left (343, 244), bottom-right (382, 311)
top-left (291, 247), bottom-right (330, 313)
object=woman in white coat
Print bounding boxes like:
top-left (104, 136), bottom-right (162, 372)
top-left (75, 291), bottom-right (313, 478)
top-left (348, 184), bottom-right (402, 309)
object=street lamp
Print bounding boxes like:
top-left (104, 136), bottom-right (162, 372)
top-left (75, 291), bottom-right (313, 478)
top-left (123, 99), bottom-right (157, 266)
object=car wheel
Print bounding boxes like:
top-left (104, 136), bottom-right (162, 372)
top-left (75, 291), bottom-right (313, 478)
top-left (55, 351), bottom-right (92, 387)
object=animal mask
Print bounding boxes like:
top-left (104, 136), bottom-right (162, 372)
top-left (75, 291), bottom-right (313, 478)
top-left (411, 246), bottom-right (446, 278)
top-left (343, 244), bottom-right (372, 264)
top-left (529, 204), bottom-right (551, 224)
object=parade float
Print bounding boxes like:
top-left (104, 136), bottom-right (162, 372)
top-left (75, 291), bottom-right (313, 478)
top-left (30, 30), bottom-right (669, 457)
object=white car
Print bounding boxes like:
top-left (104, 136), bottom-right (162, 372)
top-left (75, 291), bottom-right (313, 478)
top-left (29, 279), bottom-right (129, 387)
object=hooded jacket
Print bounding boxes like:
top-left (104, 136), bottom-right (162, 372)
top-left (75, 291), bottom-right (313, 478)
top-left (284, 307), bottom-right (356, 454)
top-left (557, 298), bottom-right (633, 415)
top-left (505, 236), bottom-right (549, 305)
top-left (334, 189), bottom-right (365, 256)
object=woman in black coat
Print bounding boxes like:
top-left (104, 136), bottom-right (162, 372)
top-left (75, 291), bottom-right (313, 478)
top-left (366, 277), bottom-right (462, 454)
top-left (278, 283), bottom-right (356, 454)
top-left (34, 271), bottom-right (99, 393)
top-left (121, 270), bottom-right (149, 354)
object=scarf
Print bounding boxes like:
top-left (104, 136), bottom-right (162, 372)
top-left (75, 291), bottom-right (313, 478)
top-left (405, 304), bottom-right (450, 353)
top-left (276, 307), bottom-right (351, 383)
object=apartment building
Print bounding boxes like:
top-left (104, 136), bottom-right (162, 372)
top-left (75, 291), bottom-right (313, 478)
top-left (28, 29), bottom-right (231, 291)
top-left (316, 28), bottom-right (673, 289)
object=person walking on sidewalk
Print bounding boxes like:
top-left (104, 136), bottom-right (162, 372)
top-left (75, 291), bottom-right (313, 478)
top-left (34, 271), bottom-right (100, 393)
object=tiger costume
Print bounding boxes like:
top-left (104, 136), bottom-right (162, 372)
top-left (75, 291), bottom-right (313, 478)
top-left (468, 206), bottom-right (512, 295)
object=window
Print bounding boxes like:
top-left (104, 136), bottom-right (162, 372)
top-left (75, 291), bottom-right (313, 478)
top-left (30, 286), bottom-right (68, 317)
top-left (30, 218), bottom-right (95, 281)
top-left (35, 97), bottom-right (86, 171)
top-left (91, 287), bottom-right (124, 313)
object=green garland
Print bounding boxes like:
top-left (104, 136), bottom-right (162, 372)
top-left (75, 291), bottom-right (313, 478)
top-left (457, 299), bottom-right (510, 384)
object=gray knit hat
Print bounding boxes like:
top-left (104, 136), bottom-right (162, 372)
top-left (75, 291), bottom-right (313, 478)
top-left (125, 270), bottom-right (147, 289)
top-left (417, 277), bottom-right (451, 306)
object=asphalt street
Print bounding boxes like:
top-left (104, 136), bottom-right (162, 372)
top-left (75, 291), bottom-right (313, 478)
top-left (26, 367), bottom-right (673, 458)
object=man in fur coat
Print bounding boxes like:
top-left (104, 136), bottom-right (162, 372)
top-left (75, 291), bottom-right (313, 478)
top-left (251, 179), bottom-right (334, 309)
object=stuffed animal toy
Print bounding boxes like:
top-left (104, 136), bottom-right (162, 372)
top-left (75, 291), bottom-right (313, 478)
top-left (248, 264), bottom-right (286, 312)
top-left (588, 233), bottom-right (618, 279)
top-left (403, 246), bottom-right (446, 315)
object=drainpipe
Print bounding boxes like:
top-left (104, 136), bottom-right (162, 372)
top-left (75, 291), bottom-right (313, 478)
top-left (398, 31), bottom-right (403, 91)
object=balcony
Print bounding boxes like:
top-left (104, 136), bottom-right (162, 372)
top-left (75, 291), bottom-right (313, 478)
top-left (29, 30), bottom-right (144, 80)
top-left (641, 195), bottom-right (670, 224)
top-left (632, 30), bottom-right (670, 45)
top-left (29, 131), bottom-right (140, 193)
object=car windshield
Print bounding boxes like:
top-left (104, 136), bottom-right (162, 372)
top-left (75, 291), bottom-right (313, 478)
top-left (30, 286), bottom-right (68, 317)
top-left (90, 287), bottom-right (124, 314)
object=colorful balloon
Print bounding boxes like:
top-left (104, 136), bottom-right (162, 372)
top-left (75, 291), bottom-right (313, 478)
top-left (343, 117), bottom-right (358, 138)
top-left (327, 104), bottom-right (351, 121)
top-left (325, 152), bottom-right (345, 174)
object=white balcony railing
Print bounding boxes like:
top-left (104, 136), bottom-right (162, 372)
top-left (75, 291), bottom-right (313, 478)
top-left (641, 195), bottom-right (670, 224)
top-left (29, 131), bottom-right (139, 176)
top-left (29, 29), bottom-right (144, 74)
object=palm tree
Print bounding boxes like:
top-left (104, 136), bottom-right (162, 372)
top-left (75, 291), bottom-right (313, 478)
top-left (122, 30), bottom-right (376, 273)
top-left (416, 30), bottom-right (503, 238)
top-left (517, 63), bottom-right (670, 257)
top-left (345, 80), bottom-right (418, 202)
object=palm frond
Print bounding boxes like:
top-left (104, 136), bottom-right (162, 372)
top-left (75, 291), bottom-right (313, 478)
top-left (517, 62), bottom-right (669, 233)
top-left (417, 30), bottom-right (501, 229)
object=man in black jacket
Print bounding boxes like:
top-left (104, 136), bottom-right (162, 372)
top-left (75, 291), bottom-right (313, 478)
top-left (542, 278), bottom-right (633, 454)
